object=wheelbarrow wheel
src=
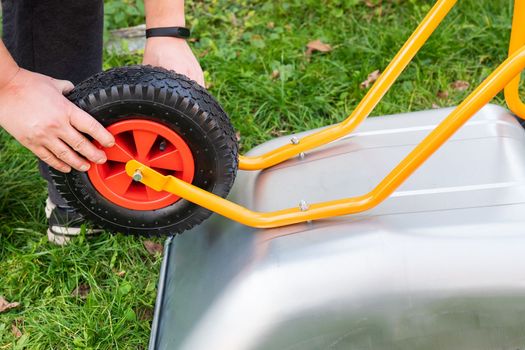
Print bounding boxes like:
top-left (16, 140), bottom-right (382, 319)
top-left (51, 65), bottom-right (238, 235)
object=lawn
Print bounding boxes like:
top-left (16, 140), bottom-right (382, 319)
top-left (0, 0), bottom-right (518, 348)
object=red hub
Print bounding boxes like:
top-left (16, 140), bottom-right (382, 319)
top-left (88, 119), bottom-right (195, 210)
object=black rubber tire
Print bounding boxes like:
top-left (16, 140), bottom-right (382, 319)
top-left (50, 65), bottom-right (238, 235)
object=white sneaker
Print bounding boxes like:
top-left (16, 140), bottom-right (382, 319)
top-left (45, 198), bottom-right (102, 245)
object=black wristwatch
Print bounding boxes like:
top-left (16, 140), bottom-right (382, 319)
top-left (145, 27), bottom-right (191, 39)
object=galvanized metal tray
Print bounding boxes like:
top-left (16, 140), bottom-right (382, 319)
top-left (149, 104), bottom-right (525, 350)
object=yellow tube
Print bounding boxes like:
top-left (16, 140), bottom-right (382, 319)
top-left (238, 0), bottom-right (458, 171)
top-left (504, 0), bottom-right (525, 119)
top-left (126, 45), bottom-right (525, 228)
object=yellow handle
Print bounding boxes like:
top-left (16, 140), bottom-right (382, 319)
top-left (504, 0), bottom-right (525, 119)
top-left (124, 0), bottom-right (525, 229)
top-left (127, 44), bottom-right (525, 228)
top-left (238, 0), bottom-right (458, 171)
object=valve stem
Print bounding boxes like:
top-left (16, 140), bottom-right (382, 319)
top-left (159, 140), bottom-right (167, 151)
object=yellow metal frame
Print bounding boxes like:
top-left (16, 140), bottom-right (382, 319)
top-left (126, 0), bottom-right (525, 228)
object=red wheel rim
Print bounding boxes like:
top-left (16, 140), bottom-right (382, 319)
top-left (87, 119), bottom-right (195, 210)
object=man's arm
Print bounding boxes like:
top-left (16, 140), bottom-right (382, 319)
top-left (0, 40), bottom-right (114, 173)
top-left (0, 42), bottom-right (21, 89)
top-left (143, 0), bottom-right (205, 86)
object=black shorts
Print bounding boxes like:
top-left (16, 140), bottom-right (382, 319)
top-left (1, 0), bottom-right (104, 205)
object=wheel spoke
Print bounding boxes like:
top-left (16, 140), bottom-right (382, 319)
top-left (104, 143), bottom-right (133, 163)
top-left (133, 130), bottom-right (158, 159)
top-left (145, 184), bottom-right (161, 200)
top-left (104, 170), bottom-right (133, 195)
top-left (148, 150), bottom-right (183, 171)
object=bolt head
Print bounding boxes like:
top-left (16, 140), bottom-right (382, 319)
top-left (159, 140), bottom-right (167, 151)
top-left (299, 200), bottom-right (309, 211)
top-left (132, 170), bottom-right (143, 182)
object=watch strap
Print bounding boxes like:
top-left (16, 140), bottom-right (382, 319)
top-left (145, 27), bottom-right (190, 39)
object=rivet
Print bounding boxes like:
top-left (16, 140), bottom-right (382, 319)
top-left (299, 200), bottom-right (309, 211)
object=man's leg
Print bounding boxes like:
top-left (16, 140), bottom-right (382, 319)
top-left (2, 0), bottom-right (105, 243)
top-left (2, 0), bottom-right (104, 84)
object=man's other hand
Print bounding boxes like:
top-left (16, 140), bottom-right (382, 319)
top-left (142, 37), bottom-right (205, 87)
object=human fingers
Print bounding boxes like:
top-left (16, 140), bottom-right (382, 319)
top-left (68, 105), bottom-right (115, 148)
top-left (33, 146), bottom-right (72, 173)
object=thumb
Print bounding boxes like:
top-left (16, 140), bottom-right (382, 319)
top-left (51, 78), bottom-right (75, 95)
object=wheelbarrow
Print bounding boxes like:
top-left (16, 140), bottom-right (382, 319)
top-left (50, 0), bottom-right (525, 349)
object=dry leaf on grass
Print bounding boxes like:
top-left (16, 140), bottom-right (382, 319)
top-left (432, 103), bottom-right (440, 109)
top-left (270, 69), bottom-right (280, 79)
top-left (360, 70), bottom-right (381, 89)
top-left (12, 324), bottom-right (22, 338)
top-left (437, 90), bottom-right (449, 99)
top-left (198, 49), bottom-right (210, 58)
top-left (0, 297), bottom-right (20, 313)
top-left (136, 306), bottom-right (154, 321)
top-left (450, 80), bottom-right (470, 91)
top-left (115, 270), bottom-right (126, 277)
top-left (71, 284), bottom-right (90, 299)
top-left (305, 39), bottom-right (332, 57)
top-left (267, 22), bottom-right (275, 29)
top-left (270, 129), bottom-right (286, 137)
top-left (11, 319), bottom-right (23, 338)
top-left (229, 13), bottom-right (239, 27)
top-left (143, 240), bottom-right (164, 256)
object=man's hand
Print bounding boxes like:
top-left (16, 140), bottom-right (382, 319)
top-left (143, 37), bottom-right (205, 87)
top-left (0, 68), bottom-right (115, 173)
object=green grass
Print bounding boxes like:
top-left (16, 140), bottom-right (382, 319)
top-left (0, 0), bottom-right (521, 348)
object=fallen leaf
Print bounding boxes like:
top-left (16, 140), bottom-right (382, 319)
top-left (11, 320), bottom-right (23, 338)
top-left (270, 69), bottom-right (280, 79)
top-left (235, 131), bottom-right (242, 142)
top-left (270, 129), bottom-right (286, 137)
top-left (136, 306), bottom-right (154, 321)
top-left (143, 240), bottom-right (163, 256)
top-left (267, 22), bottom-right (275, 29)
top-left (229, 13), bottom-right (239, 27)
top-left (364, 0), bottom-right (385, 19)
top-left (198, 48), bottom-right (210, 58)
top-left (0, 297), bottom-right (20, 313)
top-left (305, 39), bottom-right (332, 56)
top-left (450, 80), bottom-right (470, 91)
top-left (437, 90), bottom-right (449, 99)
top-left (71, 284), bottom-right (90, 299)
top-left (432, 103), bottom-right (440, 109)
top-left (360, 70), bottom-right (381, 89)
top-left (116, 270), bottom-right (126, 277)
top-left (12, 324), bottom-right (22, 338)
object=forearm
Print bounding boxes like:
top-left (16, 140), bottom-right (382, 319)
top-left (0, 40), bottom-right (20, 90)
top-left (144, 0), bottom-right (186, 28)
top-left (142, 0), bottom-right (204, 86)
